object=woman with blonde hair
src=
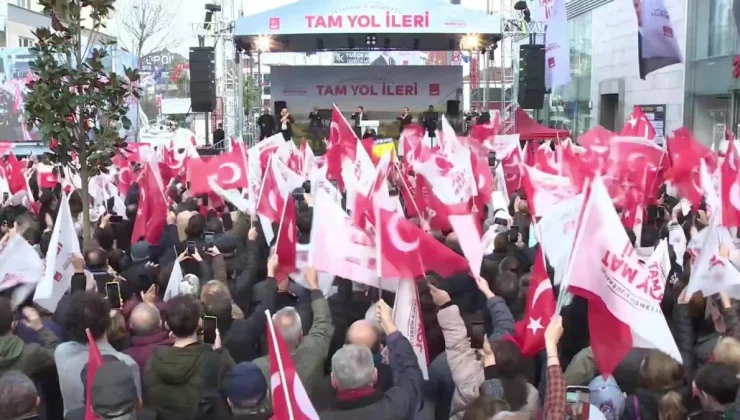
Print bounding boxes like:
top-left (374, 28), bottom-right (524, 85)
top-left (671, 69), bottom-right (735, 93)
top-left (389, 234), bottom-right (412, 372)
top-left (621, 350), bottom-right (689, 420)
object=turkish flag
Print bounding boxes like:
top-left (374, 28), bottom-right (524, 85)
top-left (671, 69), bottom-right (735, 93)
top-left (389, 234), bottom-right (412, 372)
top-left (187, 150), bottom-right (248, 195)
top-left (376, 207), bottom-right (468, 279)
top-left (266, 310), bottom-right (319, 420)
top-left (5, 153), bottom-right (27, 194)
top-left (721, 141), bottom-right (740, 227)
top-left (326, 104), bottom-right (359, 188)
top-left (275, 196), bottom-right (297, 273)
top-left (509, 248), bottom-right (555, 357)
top-left (130, 161), bottom-right (168, 244)
top-left (84, 329), bottom-right (103, 420)
top-left (36, 164), bottom-right (58, 189)
top-left (620, 106), bottom-right (656, 139)
top-left (256, 157), bottom-right (285, 224)
top-left (666, 128), bottom-right (718, 207)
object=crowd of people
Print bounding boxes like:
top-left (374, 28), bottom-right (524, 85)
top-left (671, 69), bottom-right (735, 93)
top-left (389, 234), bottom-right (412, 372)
top-left (0, 115), bottom-right (737, 420)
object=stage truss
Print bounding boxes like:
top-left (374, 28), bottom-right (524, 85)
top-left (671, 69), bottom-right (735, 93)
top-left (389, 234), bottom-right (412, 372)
top-left (191, 0), bottom-right (243, 145)
top-left (497, 0), bottom-right (546, 134)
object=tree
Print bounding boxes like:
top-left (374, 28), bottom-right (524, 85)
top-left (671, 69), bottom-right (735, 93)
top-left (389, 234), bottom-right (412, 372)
top-left (243, 76), bottom-right (261, 114)
top-left (25, 0), bottom-right (141, 248)
top-left (116, 0), bottom-right (180, 59)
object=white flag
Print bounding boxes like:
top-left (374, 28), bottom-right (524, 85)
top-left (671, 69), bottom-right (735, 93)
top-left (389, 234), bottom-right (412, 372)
top-left (545, 0), bottom-right (571, 89)
top-left (393, 280), bottom-right (429, 379)
top-left (564, 176), bottom-right (680, 364)
top-left (164, 259), bottom-right (184, 302)
top-left (0, 235), bottom-right (44, 305)
top-left (33, 193), bottom-right (80, 313)
top-left (538, 192), bottom-right (584, 285)
top-left (685, 219), bottom-right (740, 299)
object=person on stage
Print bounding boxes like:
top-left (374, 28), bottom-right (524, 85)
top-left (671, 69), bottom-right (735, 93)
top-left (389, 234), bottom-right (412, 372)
top-left (477, 107), bottom-right (492, 124)
top-left (278, 107), bottom-right (294, 142)
top-left (351, 106), bottom-right (366, 138)
top-left (422, 105), bottom-right (438, 139)
top-left (397, 107), bottom-right (412, 136)
top-left (257, 107), bottom-right (275, 140)
top-left (308, 106), bottom-right (324, 144)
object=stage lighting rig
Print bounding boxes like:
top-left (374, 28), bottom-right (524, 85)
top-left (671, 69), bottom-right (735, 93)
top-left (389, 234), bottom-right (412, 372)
top-left (366, 35), bottom-right (377, 46)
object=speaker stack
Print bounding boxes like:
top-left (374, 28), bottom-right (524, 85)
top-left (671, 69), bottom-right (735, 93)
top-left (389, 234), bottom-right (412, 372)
top-left (517, 44), bottom-right (546, 110)
top-left (189, 47), bottom-right (217, 113)
top-left (274, 100), bottom-right (287, 116)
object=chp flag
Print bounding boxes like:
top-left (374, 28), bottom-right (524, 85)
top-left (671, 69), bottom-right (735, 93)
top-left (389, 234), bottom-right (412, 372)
top-left (563, 175), bottom-right (680, 376)
top-left (545, 0), bottom-right (571, 89)
top-left (34, 193), bottom-right (80, 313)
top-left (632, 0), bottom-right (683, 79)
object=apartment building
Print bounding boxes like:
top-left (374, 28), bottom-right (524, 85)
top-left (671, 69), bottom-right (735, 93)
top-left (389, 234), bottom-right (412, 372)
top-left (0, 0), bottom-right (115, 48)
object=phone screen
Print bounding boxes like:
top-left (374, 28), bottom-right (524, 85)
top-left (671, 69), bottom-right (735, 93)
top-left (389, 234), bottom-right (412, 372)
top-left (204, 232), bottom-right (214, 246)
top-left (105, 282), bottom-right (121, 309)
top-left (187, 241), bottom-right (196, 255)
top-left (509, 225), bottom-right (519, 243)
top-left (139, 273), bottom-right (154, 293)
top-left (203, 315), bottom-right (217, 345)
top-left (109, 215), bottom-right (123, 223)
top-left (565, 387), bottom-right (590, 419)
top-left (2, 192), bottom-right (8, 202)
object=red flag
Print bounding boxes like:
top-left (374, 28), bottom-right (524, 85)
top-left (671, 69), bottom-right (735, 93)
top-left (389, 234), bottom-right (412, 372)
top-left (721, 141), bottom-right (740, 227)
top-left (376, 207), bottom-right (468, 279)
top-left (84, 329), bottom-right (102, 420)
top-left (188, 150), bottom-right (248, 195)
top-left (275, 196), bottom-right (297, 273)
top-left (36, 164), bottom-right (58, 189)
top-left (130, 162), bottom-right (168, 244)
top-left (5, 153), bottom-right (27, 194)
top-left (510, 248), bottom-right (555, 357)
top-left (666, 128), bottom-right (717, 206)
top-left (620, 106), bottom-right (656, 139)
top-left (325, 104), bottom-right (359, 187)
top-left (266, 311), bottom-right (319, 420)
top-left (256, 158), bottom-right (285, 224)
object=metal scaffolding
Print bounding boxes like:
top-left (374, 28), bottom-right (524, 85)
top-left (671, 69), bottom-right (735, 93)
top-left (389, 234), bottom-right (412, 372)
top-left (497, 0), bottom-right (546, 134)
top-left (191, 0), bottom-right (243, 146)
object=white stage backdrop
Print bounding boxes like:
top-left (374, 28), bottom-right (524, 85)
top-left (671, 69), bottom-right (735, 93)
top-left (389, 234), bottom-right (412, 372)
top-left (270, 65), bottom-right (462, 115)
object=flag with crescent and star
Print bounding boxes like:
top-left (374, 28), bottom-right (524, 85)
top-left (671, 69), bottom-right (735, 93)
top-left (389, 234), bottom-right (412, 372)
top-left (620, 106), bottom-right (656, 140)
top-left (508, 246), bottom-right (555, 357)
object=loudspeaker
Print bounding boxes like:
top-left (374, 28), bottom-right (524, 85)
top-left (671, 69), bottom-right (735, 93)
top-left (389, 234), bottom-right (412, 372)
top-left (189, 47), bottom-right (216, 112)
top-left (274, 101), bottom-right (287, 116)
top-left (518, 44), bottom-right (546, 110)
top-left (446, 100), bottom-right (460, 116)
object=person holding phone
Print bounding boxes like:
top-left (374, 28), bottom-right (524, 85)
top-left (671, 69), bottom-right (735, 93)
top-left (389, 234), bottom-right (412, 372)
top-left (143, 295), bottom-right (234, 418)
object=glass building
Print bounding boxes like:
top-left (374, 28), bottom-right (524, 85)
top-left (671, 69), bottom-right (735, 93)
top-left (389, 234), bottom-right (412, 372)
top-left (542, 11), bottom-right (593, 141)
top-left (684, 0), bottom-right (738, 147)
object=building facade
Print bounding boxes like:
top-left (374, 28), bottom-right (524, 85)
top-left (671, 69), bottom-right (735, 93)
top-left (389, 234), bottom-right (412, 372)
top-left (684, 0), bottom-right (738, 148)
top-left (532, 0), bottom-right (689, 143)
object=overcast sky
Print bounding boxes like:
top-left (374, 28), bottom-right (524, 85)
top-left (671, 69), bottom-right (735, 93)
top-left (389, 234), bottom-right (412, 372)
top-left (109, 0), bottom-right (492, 57)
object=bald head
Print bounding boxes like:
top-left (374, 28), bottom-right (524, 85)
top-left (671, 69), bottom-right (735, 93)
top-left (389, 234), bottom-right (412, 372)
top-left (346, 320), bottom-right (379, 351)
top-left (129, 303), bottom-right (161, 336)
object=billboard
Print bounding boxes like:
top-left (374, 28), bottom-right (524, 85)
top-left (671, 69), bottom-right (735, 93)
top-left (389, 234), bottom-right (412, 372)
top-left (0, 47), bottom-right (140, 143)
top-left (270, 65), bottom-right (462, 115)
top-left (332, 51), bottom-right (427, 66)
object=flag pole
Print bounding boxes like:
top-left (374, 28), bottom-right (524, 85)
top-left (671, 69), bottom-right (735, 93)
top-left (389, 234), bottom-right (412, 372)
top-left (264, 309), bottom-right (295, 420)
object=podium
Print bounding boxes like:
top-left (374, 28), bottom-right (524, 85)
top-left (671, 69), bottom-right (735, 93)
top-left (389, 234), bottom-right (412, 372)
top-left (359, 120), bottom-right (380, 134)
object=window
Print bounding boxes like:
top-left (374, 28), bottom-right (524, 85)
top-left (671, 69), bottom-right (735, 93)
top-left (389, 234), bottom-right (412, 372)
top-left (19, 37), bottom-right (35, 47)
top-left (708, 0), bottom-right (736, 57)
top-left (16, 0), bottom-right (30, 8)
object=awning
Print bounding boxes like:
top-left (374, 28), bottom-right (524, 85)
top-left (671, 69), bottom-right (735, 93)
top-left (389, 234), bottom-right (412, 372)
top-left (514, 108), bottom-right (570, 141)
top-left (235, 0), bottom-right (502, 53)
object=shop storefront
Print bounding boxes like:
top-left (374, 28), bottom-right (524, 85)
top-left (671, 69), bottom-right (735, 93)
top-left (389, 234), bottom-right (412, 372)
top-left (684, 0), bottom-right (739, 147)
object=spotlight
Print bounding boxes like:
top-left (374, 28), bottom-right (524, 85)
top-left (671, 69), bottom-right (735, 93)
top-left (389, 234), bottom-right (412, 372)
top-left (255, 35), bottom-right (271, 52)
top-left (460, 34), bottom-right (480, 51)
top-left (205, 3), bottom-right (221, 12)
top-left (514, 0), bottom-right (528, 10)
top-left (366, 35), bottom-right (377, 46)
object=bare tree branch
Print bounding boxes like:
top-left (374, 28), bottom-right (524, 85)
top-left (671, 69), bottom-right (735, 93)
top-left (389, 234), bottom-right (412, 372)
top-left (116, 0), bottom-right (181, 59)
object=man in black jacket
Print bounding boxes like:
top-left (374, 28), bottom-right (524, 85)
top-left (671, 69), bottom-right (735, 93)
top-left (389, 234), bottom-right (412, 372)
top-left (320, 300), bottom-right (423, 419)
top-left (257, 107), bottom-right (275, 140)
top-left (396, 107), bottom-right (412, 137)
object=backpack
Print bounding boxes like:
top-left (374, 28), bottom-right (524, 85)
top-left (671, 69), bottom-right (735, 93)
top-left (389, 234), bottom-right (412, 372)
top-left (192, 348), bottom-right (231, 420)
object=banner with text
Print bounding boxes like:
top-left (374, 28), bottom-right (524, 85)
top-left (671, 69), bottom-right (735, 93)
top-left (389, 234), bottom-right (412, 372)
top-left (270, 65), bottom-right (462, 115)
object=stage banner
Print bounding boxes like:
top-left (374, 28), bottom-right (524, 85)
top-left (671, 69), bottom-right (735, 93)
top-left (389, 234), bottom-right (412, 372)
top-left (632, 0), bottom-right (682, 79)
top-left (270, 65), bottom-right (463, 115)
top-left (544, 0), bottom-right (570, 90)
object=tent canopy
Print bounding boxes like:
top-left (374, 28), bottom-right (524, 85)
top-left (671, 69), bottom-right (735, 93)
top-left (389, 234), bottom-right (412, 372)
top-left (514, 108), bottom-right (570, 140)
top-left (235, 0), bottom-right (502, 53)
